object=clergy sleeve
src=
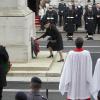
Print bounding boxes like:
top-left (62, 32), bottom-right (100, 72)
top-left (86, 52), bottom-right (93, 93)
top-left (59, 52), bottom-right (72, 95)
top-left (92, 59), bottom-right (100, 99)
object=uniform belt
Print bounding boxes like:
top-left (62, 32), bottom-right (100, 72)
top-left (67, 17), bottom-right (74, 18)
top-left (87, 17), bottom-right (94, 19)
top-left (47, 17), bottom-right (54, 19)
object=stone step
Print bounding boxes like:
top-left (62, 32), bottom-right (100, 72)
top-left (8, 70), bottom-right (62, 77)
top-left (46, 53), bottom-right (66, 77)
top-left (10, 51), bottom-right (57, 71)
top-left (8, 53), bottom-right (66, 81)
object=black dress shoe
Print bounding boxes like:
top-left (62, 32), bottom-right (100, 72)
top-left (87, 37), bottom-right (94, 40)
top-left (47, 55), bottom-right (53, 58)
top-left (57, 59), bottom-right (64, 62)
top-left (68, 37), bottom-right (73, 40)
top-left (85, 35), bottom-right (88, 38)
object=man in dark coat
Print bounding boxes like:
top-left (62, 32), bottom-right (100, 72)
top-left (64, 3), bottom-right (76, 40)
top-left (44, 5), bottom-right (58, 25)
top-left (75, 4), bottom-right (83, 30)
top-left (0, 45), bottom-right (11, 100)
top-left (36, 21), bottom-right (64, 62)
top-left (94, 3), bottom-right (100, 34)
top-left (27, 77), bottom-right (47, 100)
top-left (58, 0), bottom-right (67, 26)
top-left (84, 5), bottom-right (95, 40)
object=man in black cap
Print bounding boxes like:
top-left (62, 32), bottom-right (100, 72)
top-left (58, 0), bottom-right (66, 26)
top-left (44, 5), bottom-right (58, 25)
top-left (64, 3), bottom-right (76, 40)
top-left (27, 77), bottom-right (47, 100)
top-left (84, 5), bottom-right (95, 40)
top-left (75, 4), bottom-right (83, 31)
top-left (15, 92), bottom-right (27, 100)
top-left (95, 3), bottom-right (100, 34)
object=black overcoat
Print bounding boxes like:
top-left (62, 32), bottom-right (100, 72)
top-left (45, 10), bottom-right (58, 25)
top-left (0, 46), bottom-right (9, 87)
top-left (41, 25), bottom-right (63, 51)
top-left (64, 8), bottom-right (75, 33)
top-left (84, 10), bottom-right (95, 33)
top-left (75, 6), bottom-right (83, 27)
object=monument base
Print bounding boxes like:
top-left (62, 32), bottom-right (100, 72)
top-left (0, 8), bottom-right (35, 63)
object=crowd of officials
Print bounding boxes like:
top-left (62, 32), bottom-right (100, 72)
top-left (39, 0), bottom-right (100, 40)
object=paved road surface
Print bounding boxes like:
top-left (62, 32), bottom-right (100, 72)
top-left (3, 82), bottom-right (94, 100)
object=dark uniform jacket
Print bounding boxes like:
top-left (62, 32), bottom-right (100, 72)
top-left (58, 3), bottom-right (66, 16)
top-left (95, 8), bottom-right (100, 24)
top-left (84, 10), bottom-right (95, 33)
top-left (75, 5), bottom-right (83, 27)
top-left (40, 24), bottom-right (63, 51)
top-left (44, 10), bottom-right (58, 25)
top-left (28, 92), bottom-right (47, 100)
top-left (64, 8), bottom-right (76, 33)
top-left (0, 46), bottom-right (10, 88)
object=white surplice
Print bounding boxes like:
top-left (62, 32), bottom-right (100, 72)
top-left (92, 58), bottom-right (100, 100)
top-left (59, 50), bottom-right (92, 99)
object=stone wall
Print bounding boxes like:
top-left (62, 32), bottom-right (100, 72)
top-left (0, 0), bottom-right (35, 63)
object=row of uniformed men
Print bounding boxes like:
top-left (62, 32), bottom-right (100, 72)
top-left (40, 2), bottom-right (100, 40)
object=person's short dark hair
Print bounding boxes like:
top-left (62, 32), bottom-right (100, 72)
top-left (75, 37), bottom-right (84, 48)
top-left (98, 91), bottom-right (100, 100)
top-left (31, 77), bottom-right (42, 89)
top-left (15, 92), bottom-right (27, 100)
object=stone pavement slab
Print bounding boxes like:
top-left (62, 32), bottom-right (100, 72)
top-left (10, 51), bottom-right (57, 71)
top-left (7, 53), bottom-right (67, 82)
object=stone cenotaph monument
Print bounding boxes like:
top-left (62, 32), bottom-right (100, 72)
top-left (0, 0), bottom-right (35, 63)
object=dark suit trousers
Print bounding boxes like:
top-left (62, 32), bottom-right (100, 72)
top-left (95, 19), bottom-right (100, 34)
top-left (59, 15), bottom-right (64, 26)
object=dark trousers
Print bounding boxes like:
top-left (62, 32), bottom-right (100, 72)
top-left (95, 24), bottom-right (100, 33)
top-left (67, 33), bottom-right (73, 37)
top-left (97, 23), bottom-right (100, 33)
top-left (76, 24), bottom-right (79, 31)
top-left (88, 32), bottom-right (93, 35)
top-left (95, 20), bottom-right (100, 34)
top-left (0, 87), bottom-right (3, 100)
top-left (59, 15), bottom-right (64, 26)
